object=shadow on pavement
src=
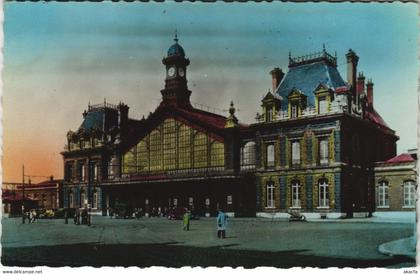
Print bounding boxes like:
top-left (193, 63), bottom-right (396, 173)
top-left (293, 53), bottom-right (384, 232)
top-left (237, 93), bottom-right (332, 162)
top-left (2, 242), bottom-right (415, 268)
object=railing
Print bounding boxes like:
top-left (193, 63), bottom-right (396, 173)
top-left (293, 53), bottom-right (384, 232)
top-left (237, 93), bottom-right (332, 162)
top-left (114, 166), bottom-right (231, 182)
top-left (289, 50), bottom-right (337, 67)
top-left (88, 102), bottom-right (119, 111)
top-left (255, 104), bottom-right (346, 124)
top-left (240, 164), bottom-right (256, 171)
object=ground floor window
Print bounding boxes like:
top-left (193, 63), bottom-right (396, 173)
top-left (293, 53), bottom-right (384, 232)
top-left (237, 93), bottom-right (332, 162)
top-left (266, 181), bottom-right (275, 208)
top-left (80, 192), bottom-right (86, 208)
top-left (291, 181), bottom-right (301, 207)
top-left (318, 179), bottom-right (329, 207)
top-left (378, 181), bottom-right (389, 207)
top-left (93, 192), bottom-right (98, 209)
top-left (404, 181), bottom-right (415, 207)
top-left (69, 193), bottom-right (74, 208)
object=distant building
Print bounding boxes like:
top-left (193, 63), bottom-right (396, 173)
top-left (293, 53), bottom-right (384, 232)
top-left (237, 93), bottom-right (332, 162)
top-left (374, 149), bottom-right (417, 212)
top-left (15, 177), bottom-right (63, 210)
top-left (61, 36), bottom-right (402, 218)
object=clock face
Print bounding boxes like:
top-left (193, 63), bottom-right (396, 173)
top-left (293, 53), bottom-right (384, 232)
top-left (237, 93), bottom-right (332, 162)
top-left (167, 67), bottom-right (176, 77)
top-left (178, 68), bottom-right (185, 77)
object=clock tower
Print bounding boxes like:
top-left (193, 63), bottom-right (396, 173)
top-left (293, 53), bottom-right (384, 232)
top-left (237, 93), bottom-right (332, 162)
top-left (160, 33), bottom-right (192, 107)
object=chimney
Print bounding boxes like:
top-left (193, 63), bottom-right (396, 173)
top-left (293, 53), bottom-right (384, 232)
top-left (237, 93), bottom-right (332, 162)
top-left (366, 79), bottom-right (374, 107)
top-left (117, 102), bottom-right (129, 129)
top-left (270, 67), bottom-right (284, 92)
top-left (345, 49), bottom-right (359, 102)
top-left (356, 72), bottom-right (365, 96)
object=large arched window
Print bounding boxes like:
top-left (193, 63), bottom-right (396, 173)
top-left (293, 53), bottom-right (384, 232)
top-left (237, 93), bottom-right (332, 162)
top-left (403, 181), bottom-right (416, 207)
top-left (241, 141), bottom-right (256, 168)
top-left (266, 181), bottom-right (275, 208)
top-left (377, 181), bottom-right (389, 207)
top-left (318, 179), bottom-right (329, 207)
top-left (291, 181), bottom-right (301, 208)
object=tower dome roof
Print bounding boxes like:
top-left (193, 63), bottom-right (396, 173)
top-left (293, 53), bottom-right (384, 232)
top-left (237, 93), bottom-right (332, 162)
top-left (167, 32), bottom-right (185, 57)
top-left (167, 43), bottom-right (185, 57)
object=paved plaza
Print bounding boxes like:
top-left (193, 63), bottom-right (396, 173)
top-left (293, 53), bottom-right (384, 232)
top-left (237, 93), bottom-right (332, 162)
top-left (1, 216), bottom-right (416, 268)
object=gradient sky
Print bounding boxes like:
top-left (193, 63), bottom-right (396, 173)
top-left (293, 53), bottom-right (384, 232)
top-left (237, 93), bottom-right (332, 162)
top-left (3, 2), bottom-right (418, 183)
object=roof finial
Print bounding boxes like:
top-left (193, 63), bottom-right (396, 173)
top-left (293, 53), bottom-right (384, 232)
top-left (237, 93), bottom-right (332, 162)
top-left (225, 100), bottom-right (238, 128)
top-left (174, 29), bottom-right (178, 43)
top-left (323, 43), bottom-right (326, 53)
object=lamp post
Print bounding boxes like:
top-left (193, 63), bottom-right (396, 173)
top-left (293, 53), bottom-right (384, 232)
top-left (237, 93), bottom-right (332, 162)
top-left (22, 165), bottom-right (25, 224)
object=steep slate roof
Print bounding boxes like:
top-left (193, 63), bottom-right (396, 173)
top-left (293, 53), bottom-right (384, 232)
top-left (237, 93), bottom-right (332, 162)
top-left (78, 108), bottom-right (120, 133)
top-left (276, 60), bottom-right (347, 109)
top-left (79, 110), bottom-right (104, 131)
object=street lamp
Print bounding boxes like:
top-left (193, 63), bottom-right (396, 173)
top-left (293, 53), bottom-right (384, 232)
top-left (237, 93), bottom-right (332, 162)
top-left (22, 165), bottom-right (25, 224)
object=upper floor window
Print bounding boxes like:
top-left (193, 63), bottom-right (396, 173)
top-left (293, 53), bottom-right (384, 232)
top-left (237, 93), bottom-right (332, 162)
top-left (291, 181), bottom-right (301, 208)
top-left (65, 163), bottom-right (74, 182)
top-left (319, 139), bottom-right (329, 165)
top-left (404, 181), bottom-right (416, 207)
top-left (291, 141), bottom-right (301, 166)
top-left (91, 163), bottom-right (98, 181)
top-left (266, 143), bottom-right (275, 168)
top-left (318, 179), bottom-right (329, 208)
top-left (108, 159), bottom-right (114, 177)
top-left (318, 96), bottom-right (327, 114)
top-left (77, 161), bottom-right (85, 181)
top-left (266, 181), bottom-right (275, 208)
top-left (378, 181), bottom-right (389, 207)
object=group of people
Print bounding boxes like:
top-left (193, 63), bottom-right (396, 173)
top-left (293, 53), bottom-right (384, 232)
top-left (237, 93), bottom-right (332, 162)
top-left (182, 209), bottom-right (228, 239)
top-left (25, 210), bottom-right (37, 223)
top-left (73, 208), bottom-right (90, 225)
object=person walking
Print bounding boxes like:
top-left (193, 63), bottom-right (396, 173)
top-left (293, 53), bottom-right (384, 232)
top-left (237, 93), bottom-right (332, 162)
top-left (216, 209), bottom-right (228, 238)
top-left (183, 208), bottom-right (191, 231)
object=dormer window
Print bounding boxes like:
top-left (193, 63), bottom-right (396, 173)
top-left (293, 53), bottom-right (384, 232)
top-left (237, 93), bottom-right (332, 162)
top-left (318, 96), bottom-right (327, 114)
top-left (260, 91), bottom-right (282, 123)
top-left (287, 88), bottom-right (307, 119)
top-left (291, 103), bottom-right (298, 118)
top-left (314, 84), bottom-right (332, 115)
top-left (266, 108), bottom-right (273, 122)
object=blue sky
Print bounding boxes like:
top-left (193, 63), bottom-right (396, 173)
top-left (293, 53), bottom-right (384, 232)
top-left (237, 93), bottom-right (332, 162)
top-left (3, 2), bottom-right (418, 181)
